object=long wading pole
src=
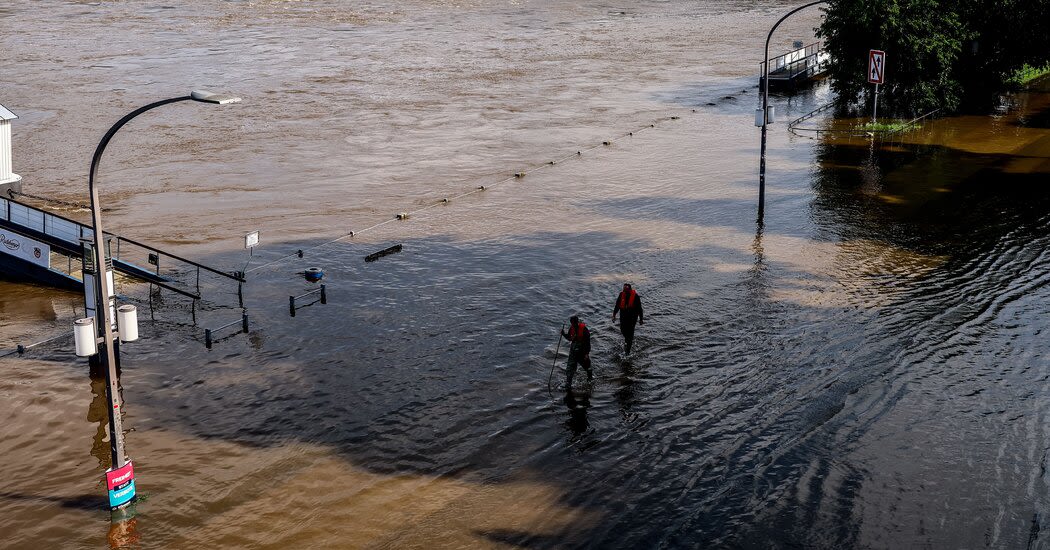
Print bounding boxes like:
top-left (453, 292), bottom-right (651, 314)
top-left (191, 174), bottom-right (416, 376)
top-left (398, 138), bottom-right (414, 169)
top-left (873, 83), bottom-right (879, 124)
top-left (548, 323), bottom-right (565, 395)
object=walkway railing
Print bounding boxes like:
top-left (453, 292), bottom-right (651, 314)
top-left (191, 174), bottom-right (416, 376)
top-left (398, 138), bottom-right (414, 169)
top-left (0, 195), bottom-right (244, 298)
top-left (761, 41), bottom-right (829, 84)
top-left (788, 102), bottom-right (942, 139)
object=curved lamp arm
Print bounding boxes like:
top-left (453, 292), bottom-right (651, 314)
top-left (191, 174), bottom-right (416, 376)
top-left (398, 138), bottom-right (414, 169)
top-left (759, 0), bottom-right (828, 222)
top-left (89, 91), bottom-right (241, 195)
top-left (87, 90), bottom-right (240, 470)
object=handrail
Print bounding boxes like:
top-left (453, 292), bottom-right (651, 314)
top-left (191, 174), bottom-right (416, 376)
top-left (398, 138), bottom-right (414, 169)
top-left (1, 195), bottom-right (243, 282)
top-left (204, 313), bottom-right (249, 349)
top-left (896, 108), bottom-right (942, 131)
top-left (0, 331), bottom-right (72, 358)
top-left (789, 103), bottom-right (943, 139)
top-left (760, 41), bottom-right (823, 77)
top-left (114, 234), bottom-right (244, 282)
top-left (289, 284), bottom-right (327, 317)
top-left (788, 102), bottom-right (836, 128)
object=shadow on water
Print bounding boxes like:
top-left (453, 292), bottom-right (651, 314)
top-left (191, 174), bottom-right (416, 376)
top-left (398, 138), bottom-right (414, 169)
top-left (132, 229), bottom-right (780, 463)
top-left (83, 225), bottom-right (833, 545)
top-left (586, 194), bottom-right (786, 235)
top-left (563, 392), bottom-right (591, 442)
top-left (613, 356), bottom-right (641, 424)
top-left (0, 491), bottom-right (108, 512)
top-left (116, 191), bottom-right (1046, 548)
top-left (24, 104), bottom-right (1043, 543)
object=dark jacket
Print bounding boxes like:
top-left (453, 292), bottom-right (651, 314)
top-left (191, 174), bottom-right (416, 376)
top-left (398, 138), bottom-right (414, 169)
top-left (613, 290), bottom-right (644, 325)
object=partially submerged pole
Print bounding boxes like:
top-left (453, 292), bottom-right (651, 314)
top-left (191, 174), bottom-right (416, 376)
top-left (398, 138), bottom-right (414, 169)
top-left (758, 1), bottom-right (828, 222)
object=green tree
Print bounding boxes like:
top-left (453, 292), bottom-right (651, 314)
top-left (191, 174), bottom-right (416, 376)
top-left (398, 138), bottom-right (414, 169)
top-left (818, 0), bottom-right (1050, 116)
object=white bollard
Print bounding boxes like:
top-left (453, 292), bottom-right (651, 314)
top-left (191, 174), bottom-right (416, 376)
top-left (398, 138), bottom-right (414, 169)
top-left (116, 305), bottom-right (138, 342)
top-left (74, 318), bottom-right (97, 357)
top-left (754, 106), bottom-right (776, 126)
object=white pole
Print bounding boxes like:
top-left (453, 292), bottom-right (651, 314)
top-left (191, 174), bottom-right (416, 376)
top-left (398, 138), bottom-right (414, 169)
top-left (873, 83), bottom-right (880, 124)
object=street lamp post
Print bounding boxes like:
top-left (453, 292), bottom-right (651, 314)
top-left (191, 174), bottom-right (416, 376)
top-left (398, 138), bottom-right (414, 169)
top-left (759, 0), bottom-right (828, 222)
top-left (86, 90), bottom-right (240, 511)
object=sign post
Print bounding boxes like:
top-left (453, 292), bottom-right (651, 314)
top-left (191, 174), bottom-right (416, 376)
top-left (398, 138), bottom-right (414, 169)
top-left (868, 49), bottom-right (886, 123)
top-left (244, 231), bottom-right (260, 250)
top-left (238, 231), bottom-right (260, 307)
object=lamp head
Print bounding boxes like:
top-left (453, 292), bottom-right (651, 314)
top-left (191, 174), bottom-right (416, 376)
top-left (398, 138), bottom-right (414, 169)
top-left (190, 90), bottom-right (242, 105)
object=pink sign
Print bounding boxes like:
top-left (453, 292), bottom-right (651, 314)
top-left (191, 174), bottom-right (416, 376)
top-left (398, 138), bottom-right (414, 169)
top-left (106, 461), bottom-right (135, 491)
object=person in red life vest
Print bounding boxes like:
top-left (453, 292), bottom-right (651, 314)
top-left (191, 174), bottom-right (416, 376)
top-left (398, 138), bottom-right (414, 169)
top-left (611, 283), bottom-right (644, 354)
top-left (561, 315), bottom-right (593, 389)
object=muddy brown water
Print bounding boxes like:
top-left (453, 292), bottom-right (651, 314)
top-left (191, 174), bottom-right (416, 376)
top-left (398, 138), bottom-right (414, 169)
top-left (3, 1), bottom-right (1050, 548)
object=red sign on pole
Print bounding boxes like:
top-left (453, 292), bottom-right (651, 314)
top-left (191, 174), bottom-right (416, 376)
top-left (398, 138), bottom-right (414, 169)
top-left (868, 50), bottom-right (886, 84)
top-left (105, 460), bottom-right (136, 509)
top-left (106, 461), bottom-right (135, 491)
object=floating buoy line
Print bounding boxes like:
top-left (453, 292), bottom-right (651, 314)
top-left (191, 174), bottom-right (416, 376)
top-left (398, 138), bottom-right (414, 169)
top-left (245, 110), bottom-right (699, 275)
top-left (5, 91), bottom-right (776, 354)
top-left (0, 86), bottom-right (772, 352)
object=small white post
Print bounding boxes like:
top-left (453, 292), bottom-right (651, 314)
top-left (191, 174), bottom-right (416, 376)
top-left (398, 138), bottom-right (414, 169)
top-left (0, 104), bottom-right (22, 194)
top-left (117, 305), bottom-right (138, 342)
top-left (873, 83), bottom-right (880, 124)
top-left (74, 318), bottom-right (98, 357)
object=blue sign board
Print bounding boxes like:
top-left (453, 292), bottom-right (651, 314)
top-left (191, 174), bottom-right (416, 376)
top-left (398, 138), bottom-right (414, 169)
top-left (106, 461), bottom-right (136, 509)
top-left (108, 479), bottom-right (136, 509)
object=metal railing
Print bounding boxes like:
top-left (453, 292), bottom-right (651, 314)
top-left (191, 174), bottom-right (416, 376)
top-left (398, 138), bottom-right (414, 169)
top-left (761, 41), bottom-right (829, 82)
top-left (289, 284), bottom-right (327, 317)
top-left (788, 102), bottom-right (942, 139)
top-left (788, 102), bottom-right (837, 129)
top-left (892, 108), bottom-right (943, 133)
top-left (204, 313), bottom-right (249, 349)
top-left (0, 196), bottom-right (244, 298)
top-left (1, 196), bottom-right (83, 243)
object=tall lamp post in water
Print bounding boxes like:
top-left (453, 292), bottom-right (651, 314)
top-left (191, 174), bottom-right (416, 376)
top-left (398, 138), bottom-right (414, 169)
top-left (758, 0), bottom-right (827, 222)
top-left (85, 90), bottom-right (240, 513)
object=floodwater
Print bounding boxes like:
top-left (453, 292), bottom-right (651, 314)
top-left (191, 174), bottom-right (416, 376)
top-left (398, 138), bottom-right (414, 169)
top-left (2, 1), bottom-right (1050, 548)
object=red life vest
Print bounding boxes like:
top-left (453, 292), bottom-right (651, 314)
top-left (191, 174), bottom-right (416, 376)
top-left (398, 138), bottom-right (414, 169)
top-left (568, 322), bottom-right (587, 340)
top-left (619, 289), bottom-right (637, 310)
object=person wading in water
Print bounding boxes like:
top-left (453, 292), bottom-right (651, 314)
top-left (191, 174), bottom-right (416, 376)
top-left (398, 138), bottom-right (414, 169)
top-left (561, 315), bottom-right (593, 389)
top-left (612, 283), bottom-right (644, 354)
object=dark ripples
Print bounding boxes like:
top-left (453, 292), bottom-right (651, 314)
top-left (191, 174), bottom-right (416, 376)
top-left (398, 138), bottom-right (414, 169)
top-left (118, 174), bottom-right (1050, 547)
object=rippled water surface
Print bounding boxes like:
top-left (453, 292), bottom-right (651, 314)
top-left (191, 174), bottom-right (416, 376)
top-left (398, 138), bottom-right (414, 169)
top-left (2, 1), bottom-right (1050, 549)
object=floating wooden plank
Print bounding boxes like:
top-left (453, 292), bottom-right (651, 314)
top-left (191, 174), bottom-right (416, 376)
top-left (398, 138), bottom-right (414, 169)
top-left (364, 244), bottom-right (403, 263)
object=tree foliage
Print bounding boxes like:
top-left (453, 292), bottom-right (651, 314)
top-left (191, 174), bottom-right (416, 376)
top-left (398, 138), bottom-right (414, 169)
top-left (818, 0), bottom-right (1050, 116)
